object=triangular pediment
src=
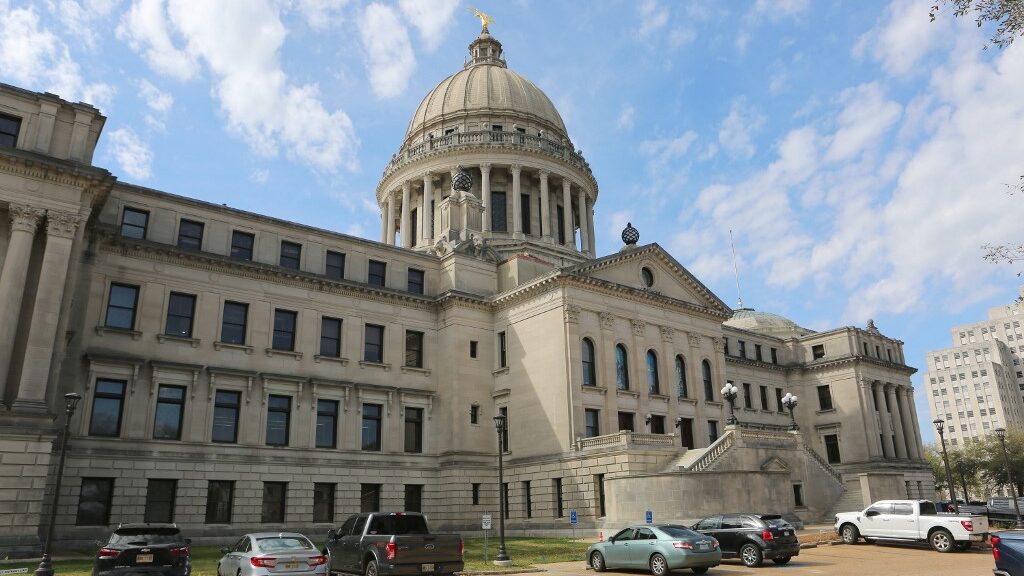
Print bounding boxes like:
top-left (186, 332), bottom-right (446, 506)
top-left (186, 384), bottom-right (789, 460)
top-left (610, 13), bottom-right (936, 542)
top-left (564, 244), bottom-right (732, 316)
top-left (760, 456), bottom-right (790, 472)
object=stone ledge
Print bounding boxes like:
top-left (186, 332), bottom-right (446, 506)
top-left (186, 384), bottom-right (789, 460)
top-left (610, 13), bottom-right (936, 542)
top-left (314, 355), bottom-right (349, 365)
top-left (213, 341), bottom-right (254, 354)
top-left (157, 333), bottom-right (200, 348)
top-left (400, 366), bottom-right (431, 376)
top-left (94, 325), bottom-right (142, 340)
top-left (265, 348), bottom-right (303, 360)
top-left (359, 360), bottom-right (392, 372)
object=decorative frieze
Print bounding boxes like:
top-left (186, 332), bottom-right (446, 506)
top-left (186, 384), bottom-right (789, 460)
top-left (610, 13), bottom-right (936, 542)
top-left (688, 333), bottom-right (702, 347)
top-left (564, 304), bottom-right (580, 324)
top-left (659, 326), bottom-right (674, 343)
top-left (599, 312), bottom-right (615, 330)
top-left (631, 319), bottom-right (646, 337)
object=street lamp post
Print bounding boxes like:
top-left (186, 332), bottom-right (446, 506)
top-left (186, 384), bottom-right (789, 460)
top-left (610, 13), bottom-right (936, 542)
top-left (933, 419), bottom-right (959, 514)
top-left (720, 382), bottom-right (739, 426)
top-left (34, 393), bottom-right (82, 576)
top-left (493, 414), bottom-right (510, 564)
top-left (994, 427), bottom-right (1024, 529)
top-left (782, 393), bottom-right (799, 431)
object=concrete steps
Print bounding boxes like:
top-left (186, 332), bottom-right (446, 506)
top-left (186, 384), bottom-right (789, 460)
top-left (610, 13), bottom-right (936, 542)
top-left (828, 482), bottom-right (865, 518)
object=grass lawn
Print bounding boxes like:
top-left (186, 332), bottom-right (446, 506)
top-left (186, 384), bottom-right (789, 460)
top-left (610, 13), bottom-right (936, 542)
top-left (2, 538), bottom-right (589, 575)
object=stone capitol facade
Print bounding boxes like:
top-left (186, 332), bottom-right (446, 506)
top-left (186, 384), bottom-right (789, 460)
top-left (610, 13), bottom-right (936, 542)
top-left (0, 25), bottom-right (932, 554)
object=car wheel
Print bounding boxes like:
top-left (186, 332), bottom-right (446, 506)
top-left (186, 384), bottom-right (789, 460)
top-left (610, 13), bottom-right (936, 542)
top-left (930, 529), bottom-right (954, 553)
top-left (772, 556), bottom-right (791, 565)
top-left (590, 551), bottom-right (606, 572)
top-left (840, 523), bottom-right (860, 545)
top-left (649, 553), bottom-right (668, 576)
top-left (691, 568), bottom-right (709, 575)
top-left (740, 543), bottom-right (763, 567)
top-left (365, 559), bottom-right (379, 576)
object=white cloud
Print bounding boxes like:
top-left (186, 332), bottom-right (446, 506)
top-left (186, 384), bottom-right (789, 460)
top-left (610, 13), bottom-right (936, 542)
top-left (359, 3), bottom-right (416, 99)
top-left (616, 105), bottom-right (635, 130)
top-left (107, 128), bottom-right (153, 179)
top-left (250, 168), bottom-right (270, 184)
top-left (639, 131), bottom-right (698, 174)
top-left (853, 0), bottom-right (948, 78)
top-left (735, 30), bottom-right (750, 54)
top-left (139, 79), bottom-right (173, 112)
top-left (668, 26), bottom-right (696, 48)
top-left (290, 0), bottom-right (350, 30)
top-left (637, 0), bottom-right (668, 38)
top-left (718, 97), bottom-right (765, 159)
top-left (117, 0), bottom-right (198, 81)
top-left (753, 0), bottom-right (808, 18)
top-left (46, 0), bottom-right (120, 49)
top-left (824, 82), bottom-right (902, 162)
top-left (398, 0), bottom-right (458, 52)
top-left (607, 210), bottom-right (634, 244)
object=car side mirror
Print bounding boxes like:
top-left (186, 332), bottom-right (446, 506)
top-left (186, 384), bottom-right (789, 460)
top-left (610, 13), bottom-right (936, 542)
top-left (220, 547), bottom-right (231, 554)
top-left (865, 510), bottom-right (879, 517)
top-left (327, 529), bottom-right (337, 540)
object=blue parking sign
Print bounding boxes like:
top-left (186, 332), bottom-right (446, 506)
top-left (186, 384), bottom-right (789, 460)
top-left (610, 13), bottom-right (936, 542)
top-left (570, 510), bottom-right (578, 525)
top-left (645, 510), bottom-right (653, 524)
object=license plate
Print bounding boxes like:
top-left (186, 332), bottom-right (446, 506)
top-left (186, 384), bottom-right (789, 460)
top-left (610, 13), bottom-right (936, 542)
top-left (421, 563), bottom-right (435, 572)
top-left (136, 554), bottom-right (153, 563)
top-left (697, 543), bottom-right (708, 550)
top-left (284, 562), bottom-right (300, 570)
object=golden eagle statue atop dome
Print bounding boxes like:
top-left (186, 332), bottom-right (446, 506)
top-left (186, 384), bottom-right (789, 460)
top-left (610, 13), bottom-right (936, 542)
top-left (468, 6), bottom-right (493, 32)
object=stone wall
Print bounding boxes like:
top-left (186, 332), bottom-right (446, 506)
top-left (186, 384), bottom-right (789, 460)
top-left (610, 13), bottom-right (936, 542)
top-left (0, 432), bottom-right (55, 556)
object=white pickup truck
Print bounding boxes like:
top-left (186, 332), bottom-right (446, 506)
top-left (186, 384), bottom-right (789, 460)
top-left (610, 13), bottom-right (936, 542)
top-left (834, 499), bottom-right (989, 553)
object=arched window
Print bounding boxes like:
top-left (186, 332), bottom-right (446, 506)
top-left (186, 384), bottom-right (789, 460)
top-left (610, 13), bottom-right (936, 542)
top-left (646, 350), bottom-right (660, 394)
top-left (675, 355), bottom-right (688, 398)
top-left (615, 344), bottom-right (630, 390)
top-left (581, 338), bottom-right (596, 386)
top-left (702, 359), bottom-right (714, 401)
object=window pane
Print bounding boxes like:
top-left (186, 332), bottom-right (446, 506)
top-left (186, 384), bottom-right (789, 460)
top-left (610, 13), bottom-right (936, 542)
top-left (205, 481), bottom-right (234, 524)
top-left (316, 400), bottom-right (338, 449)
top-left (221, 302), bottom-right (248, 344)
top-left (314, 483), bottom-right (335, 523)
top-left (212, 391), bottom-right (240, 443)
top-left (368, 261), bottom-right (386, 287)
top-left (266, 395), bottom-right (291, 446)
top-left (77, 478), bottom-right (114, 525)
top-left (105, 284), bottom-right (139, 329)
top-left (153, 385), bottom-right (185, 440)
top-left (326, 251), bottom-right (345, 280)
top-left (405, 331), bottom-right (423, 368)
top-left (280, 241), bottom-right (301, 269)
top-left (364, 324), bottom-right (384, 363)
top-left (408, 268), bottom-right (425, 294)
top-left (0, 114), bottom-right (21, 148)
top-left (491, 192), bottom-right (507, 232)
top-left (405, 407), bottom-right (423, 453)
top-left (144, 479), bottom-right (177, 523)
top-left (177, 219), bottom-right (204, 250)
top-left (362, 403), bottom-right (382, 451)
top-left (89, 380), bottom-right (125, 437)
top-left (272, 310), bottom-right (297, 351)
top-left (320, 317), bottom-right (341, 357)
top-left (165, 293), bottom-right (196, 337)
top-left (261, 482), bottom-right (286, 523)
top-left (231, 231), bottom-right (254, 260)
top-left (120, 209), bottom-right (148, 238)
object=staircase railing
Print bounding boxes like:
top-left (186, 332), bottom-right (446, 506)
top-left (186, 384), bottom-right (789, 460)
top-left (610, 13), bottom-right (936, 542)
top-left (802, 442), bottom-right (844, 485)
top-left (688, 430), bottom-right (735, 472)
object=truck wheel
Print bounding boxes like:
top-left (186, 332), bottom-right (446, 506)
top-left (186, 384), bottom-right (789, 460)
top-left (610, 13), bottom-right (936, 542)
top-left (590, 551), bottom-right (606, 572)
top-left (364, 559), bottom-right (379, 576)
top-left (649, 553), bottom-right (668, 576)
top-left (740, 543), bottom-right (763, 567)
top-left (930, 529), bottom-right (954, 553)
top-left (840, 524), bottom-right (860, 544)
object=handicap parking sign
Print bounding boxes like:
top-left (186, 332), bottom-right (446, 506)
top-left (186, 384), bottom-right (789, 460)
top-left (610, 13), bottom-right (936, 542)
top-left (645, 510), bottom-right (653, 524)
top-left (570, 510), bottom-right (578, 525)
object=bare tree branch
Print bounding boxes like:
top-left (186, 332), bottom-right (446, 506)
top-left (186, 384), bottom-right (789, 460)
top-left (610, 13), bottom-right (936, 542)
top-left (930, 0), bottom-right (1024, 49)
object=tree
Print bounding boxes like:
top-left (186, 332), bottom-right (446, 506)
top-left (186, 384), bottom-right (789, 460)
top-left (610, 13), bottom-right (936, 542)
top-left (930, 0), bottom-right (1024, 49)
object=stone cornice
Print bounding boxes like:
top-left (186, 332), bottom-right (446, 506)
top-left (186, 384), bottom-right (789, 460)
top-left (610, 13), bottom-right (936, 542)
top-left (801, 354), bottom-right (918, 376)
top-left (0, 146), bottom-right (114, 193)
top-left (725, 355), bottom-right (790, 372)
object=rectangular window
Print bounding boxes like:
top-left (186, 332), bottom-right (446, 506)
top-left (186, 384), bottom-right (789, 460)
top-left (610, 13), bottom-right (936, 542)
top-left (498, 331), bottom-right (507, 368)
top-left (368, 260), bottom-right (387, 287)
top-left (522, 481), bottom-right (532, 518)
top-left (770, 348), bottom-right (778, 364)
top-left (266, 395), bottom-right (291, 446)
top-left (520, 193), bottom-right (532, 234)
top-left (405, 407), bottom-right (424, 453)
top-left (362, 403), bottom-right (383, 451)
top-left (742, 383), bottom-right (752, 409)
top-left (499, 406), bottom-right (509, 452)
top-left (325, 250), bottom-right (346, 280)
top-left (405, 484), bottom-right (423, 513)
top-left (262, 481), bottom-right (287, 523)
top-left (272, 309), bottom-right (297, 351)
top-left (177, 219), bottom-right (204, 250)
top-left (470, 340), bottom-right (478, 358)
top-left (104, 283), bottom-right (139, 330)
top-left (793, 484), bottom-right (805, 507)
top-left (470, 404), bottom-right (480, 425)
top-left (824, 434), bottom-right (842, 464)
top-left (556, 205), bottom-right (565, 244)
top-left (212, 390), bottom-right (241, 443)
top-left (775, 388), bottom-right (785, 412)
top-left (89, 379), bottom-right (126, 437)
top-left (364, 324), bottom-right (385, 363)
top-left (120, 207), bottom-right (149, 239)
top-left (585, 408), bottom-right (600, 437)
top-left (408, 268), bottom-right (425, 294)
top-left (708, 420), bottom-right (719, 444)
top-left (554, 478), bottom-right (564, 517)
top-left (320, 317), bottom-right (342, 357)
top-left (360, 483), bottom-right (381, 513)
top-left (812, 344), bottom-right (825, 360)
top-left (0, 113), bottom-right (21, 148)
top-left (410, 208), bottom-right (418, 246)
top-left (617, 411), bottom-right (635, 432)
top-left (887, 348), bottom-right (893, 362)
top-left (738, 340), bottom-right (746, 358)
top-left (405, 330), bottom-right (424, 368)
top-left (472, 483), bottom-right (480, 505)
top-left (280, 240), bottom-right (301, 270)
top-left (314, 483), bottom-right (335, 523)
top-left (220, 301), bottom-right (248, 344)
top-left (492, 191), bottom-right (508, 232)
top-left (596, 474), bottom-right (606, 517)
top-left (759, 385), bottom-right (769, 410)
top-left (649, 414), bottom-right (665, 434)
top-left (230, 231), bottom-right (254, 260)
top-left (153, 385), bottom-right (186, 440)
top-left (164, 292), bottom-right (196, 337)
top-left (817, 385), bottom-right (834, 411)
top-left (875, 345), bottom-right (881, 358)
top-left (144, 479), bottom-right (177, 523)
top-left (755, 344), bottom-right (763, 362)
top-left (76, 478), bottom-right (114, 526)
top-left (205, 480), bottom-right (234, 524)
top-left (316, 399), bottom-right (339, 449)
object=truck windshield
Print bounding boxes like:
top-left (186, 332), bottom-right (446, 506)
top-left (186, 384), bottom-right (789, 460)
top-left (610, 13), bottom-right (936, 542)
top-left (919, 502), bottom-right (938, 516)
top-left (367, 514), bottom-right (429, 535)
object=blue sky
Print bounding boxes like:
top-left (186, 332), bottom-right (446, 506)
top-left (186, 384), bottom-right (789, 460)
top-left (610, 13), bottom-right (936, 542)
top-left (2, 0), bottom-right (1022, 443)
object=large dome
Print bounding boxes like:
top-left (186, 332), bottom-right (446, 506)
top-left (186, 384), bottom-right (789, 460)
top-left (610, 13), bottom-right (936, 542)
top-left (724, 308), bottom-right (814, 339)
top-left (404, 31), bottom-right (568, 143)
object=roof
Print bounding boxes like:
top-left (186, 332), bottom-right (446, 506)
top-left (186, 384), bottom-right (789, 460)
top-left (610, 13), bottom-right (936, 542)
top-left (724, 308), bottom-right (814, 339)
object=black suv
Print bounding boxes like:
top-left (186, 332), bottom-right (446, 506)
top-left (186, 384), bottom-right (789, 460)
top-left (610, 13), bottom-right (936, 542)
top-left (93, 524), bottom-right (191, 576)
top-left (692, 513), bottom-right (799, 567)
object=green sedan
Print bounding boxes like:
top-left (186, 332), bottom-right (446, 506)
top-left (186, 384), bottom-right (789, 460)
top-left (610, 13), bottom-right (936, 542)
top-left (587, 525), bottom-right (721, 575)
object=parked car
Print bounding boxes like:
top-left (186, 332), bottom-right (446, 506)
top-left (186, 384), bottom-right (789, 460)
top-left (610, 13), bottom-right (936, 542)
top-left (323, 512), bottom-right (463, 576)
top-left (834, 499), bottom-right (989, 552)
top-left (216, 533), bottom-right (327, 576)
top-left (691, 513), bottom-right (800, 567)
top-left (586, 525), bottom-right (721, 575)
top-left (993, 530), bottom-right (1024, 576)
top-left (93, 524), bottom-right (191, 576)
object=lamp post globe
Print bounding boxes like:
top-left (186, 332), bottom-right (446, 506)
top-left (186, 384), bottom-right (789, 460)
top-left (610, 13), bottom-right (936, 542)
top-left (932, 418), bottom-right (958, 514)
top-left (492, 414), bottom-right (510, 563)
top-left (720, 383), bottom-right (739, 426)
top-left (782, 393), bottom-right (799, 431)
top-left (34, 393), bottom-right (82, 576)
top-left (994, 427), bottom-right (1024, 529)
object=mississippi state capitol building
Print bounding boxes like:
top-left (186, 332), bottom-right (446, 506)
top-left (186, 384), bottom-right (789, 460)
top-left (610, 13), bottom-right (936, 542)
top-left (0, 25), bottom-right (932, 554)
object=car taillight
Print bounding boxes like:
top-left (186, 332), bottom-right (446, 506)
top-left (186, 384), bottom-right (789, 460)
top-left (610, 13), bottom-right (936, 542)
top-left (385, 542), bottom-right (397, 561)
top-left (712, 538), bottom-right (719, 549)
top-left (98, 548), bottom-right (120, 558)
top-left (170, 546), bottom-right (189, 557)
top-left (672, 541), bottom-right (693, 549)
top-left (307, 555), bottom-right (327, 567)
top-left (762, 529), bottom-right (774, 541)
top-left (961, 520), bottom-right (974, 532)
top-left (251, 557), bottom-right (278, 568)
top-left (459, 540), bottom-right (465, 559)
top-left (993, 535), bottom-right (1001, 562)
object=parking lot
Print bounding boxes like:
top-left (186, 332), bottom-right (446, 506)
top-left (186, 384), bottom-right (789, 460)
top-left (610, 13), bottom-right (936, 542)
top-left (536, 542), bottom-right (994, 575)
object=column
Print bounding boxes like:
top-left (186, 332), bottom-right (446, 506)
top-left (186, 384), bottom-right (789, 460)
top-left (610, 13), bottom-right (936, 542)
top-left (379, 212), bottom-right (387, 243)
top-left (511, 165), bottom-right (522, 238)
top-left (480, 163), bottom-right (492, 233)
top-left (687, 334), bottom-right (708, 447)
top-left (386, 192), bottom-right (396, 245)
top-left (578, 189), bottom-right (590, 255)
top-left (873, 382), bottom-right (895, 459)
top-left (858, 380), bottom-right (882, 459)
top-left (907, 386), bottom-right (925, 460)
top-left (539, 171), bottom-right (551, 241)
top-left (562, 179), bottom-right (573, 248)
top-left (898, 386), bottom-right (920, 460)
top-left (886, 384), bottom-right (908, 459)
top-left (659, 328), bottom-right (678, 430)
top-left (400, 181), bottom-right (412, 248)
top-left (421, 173), bottom-right (433, 246)
top-left (587, 200), bottom-right (597, 255)
top-left (0, 204), bottom-right (43, 397)
top-left (12, 211), bottom-right (81, 412)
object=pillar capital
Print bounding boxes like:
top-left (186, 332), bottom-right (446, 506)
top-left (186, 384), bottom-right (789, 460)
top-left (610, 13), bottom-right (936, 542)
top-left (9, 204), bottom-right (44, 233)
top-left (45, 210), bottom-right (82, 239)
top-left (538, 169), bottom-right (549, 179)
top-left (509, 164), bottom-right (521, 175)
top-left (402, 180), bottom-right (412, 191)
top-left (479, 162), bottom-right (492, 172)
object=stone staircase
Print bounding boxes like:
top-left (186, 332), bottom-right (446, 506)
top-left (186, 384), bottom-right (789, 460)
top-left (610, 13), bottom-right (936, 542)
top-left (828, 482), bottom-right (865, 518)
top-left (661, 430), bottom-right (736, 472)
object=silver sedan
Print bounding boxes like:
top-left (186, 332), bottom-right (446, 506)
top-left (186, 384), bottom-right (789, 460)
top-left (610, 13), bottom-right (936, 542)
top-left (217, 533), bottom-right (328, 576)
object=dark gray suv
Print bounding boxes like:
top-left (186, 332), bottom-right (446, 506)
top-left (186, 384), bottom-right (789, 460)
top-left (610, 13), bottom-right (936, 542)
top-left (92, 524), bottom-right (191, 576)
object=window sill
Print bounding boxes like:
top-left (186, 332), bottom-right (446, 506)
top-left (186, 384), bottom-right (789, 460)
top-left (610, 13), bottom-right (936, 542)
top-left (677, 396), bottom-right (697, 404)
top-left (581, 385), bottom-right (607, 394)
top-left (95, 326), bottom-right (142, 340)
top-left (157, 333), bottom-right (200, 348)
top-left (616, 389), bottom-right (640, 399)
top-left (705, 400), bottom-right (723, 407)
top-left (649, 393), bottom-right (670, 400)
top-left (359, 360), bottom-right (392, 371)
top-left (493, 366), bottom-right (510, 376)
top-left (265, 348), bottom-right (303, 360)
top-left (816, 408), bottom-right (837, 415)
top-left (401, 366), bottom-right (431, 375)
top-left (214, 341), bottom-right (254, 354)
top-left (314, 355), bottom-right (349, 365)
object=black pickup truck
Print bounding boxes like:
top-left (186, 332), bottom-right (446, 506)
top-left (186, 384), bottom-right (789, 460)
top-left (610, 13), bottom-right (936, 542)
top-left (324, 512), bottom-right (463, 576)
